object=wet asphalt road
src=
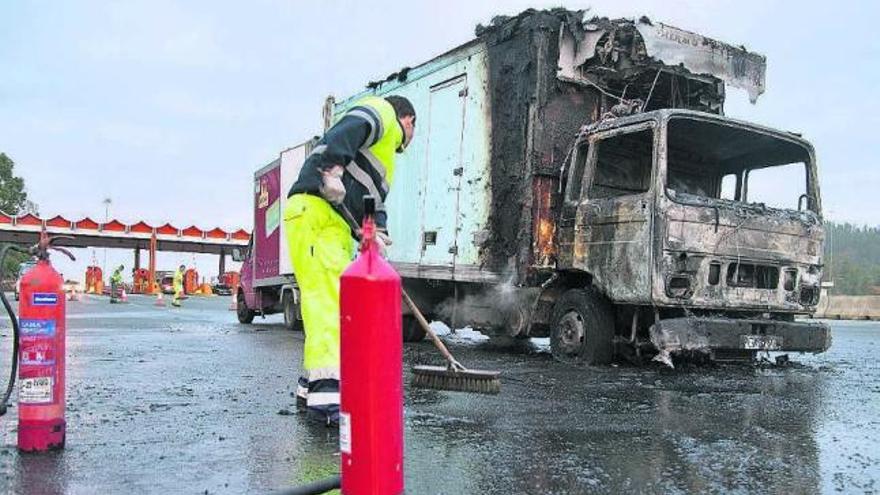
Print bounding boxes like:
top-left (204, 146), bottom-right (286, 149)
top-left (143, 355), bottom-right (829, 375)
top-left (0, 295), bottom-right (876, 494)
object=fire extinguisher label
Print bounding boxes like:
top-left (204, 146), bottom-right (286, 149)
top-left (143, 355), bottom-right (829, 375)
top-left (339, 412), bottom-right (352, 454)
top-left (32, 293), bottom-right (58, 306)
top-left (20, 338), bottom-right (56, 365)
top-left (20, 320), bottom-right (57, 365)
top-left (20, 376), bottom-right (53, 404)
top-left (20, 319), bottom-right (56, 336)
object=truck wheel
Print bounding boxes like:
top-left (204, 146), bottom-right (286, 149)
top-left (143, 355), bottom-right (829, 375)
top-left (282, 291), bottom-right (303, 332)
top-left (402, 315), bottom-right (426, 342)
top-left (237, 290), bottom-right (255, 324)
top-left (550, 288), bottom-right (614, 365)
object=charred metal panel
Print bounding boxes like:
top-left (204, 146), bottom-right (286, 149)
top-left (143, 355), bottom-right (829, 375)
top-left (663, 203), bottom-right (823, 263)
top-left (650, 317), bottom-right (832, 367)
top-left (479, 10), bottom-right (610, 283)
top-left (653, 198), bottom-right (824, 312)
top-left (636, 21), bottom-right (766, 103)
top-left (556, 17), bottom-right (741, 113)
top-left (573, 195), bottom-right (653, 302)
top-left (479, 14), bottom-right (544, 280)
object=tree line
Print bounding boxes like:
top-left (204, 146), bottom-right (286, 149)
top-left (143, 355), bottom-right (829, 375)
top-left (0, 153), bottom-right (34, 279)
top-left (824, 222), bottom-right (880, 295)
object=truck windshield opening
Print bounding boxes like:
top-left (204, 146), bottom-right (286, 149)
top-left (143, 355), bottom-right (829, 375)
top-left (666, 118), bottom-right (816, 213)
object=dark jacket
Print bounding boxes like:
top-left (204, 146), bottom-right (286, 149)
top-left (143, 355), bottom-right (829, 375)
top-left (288, 104), bottom-right (393, 232)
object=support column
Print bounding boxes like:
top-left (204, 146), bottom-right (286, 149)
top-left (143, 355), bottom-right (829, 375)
top-left (148, 233), bottom-right (157, 294)
top-left (134, 246), bottom-right (141, 271)
top-left (218, 248), bottom-right (226, 278)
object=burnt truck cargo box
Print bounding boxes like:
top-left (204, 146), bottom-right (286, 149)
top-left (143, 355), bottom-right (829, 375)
top-left (333, 9), bottom-right (765, 287)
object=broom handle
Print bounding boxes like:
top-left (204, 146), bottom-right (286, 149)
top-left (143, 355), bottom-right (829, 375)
top-left (402, 289), bottom-right (463, 369)
top-left (334, 203), bottom-right (464, 370)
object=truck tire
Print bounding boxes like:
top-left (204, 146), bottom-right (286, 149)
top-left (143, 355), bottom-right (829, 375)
top-left (237, 290), bottom-right (255, 324)
top-left (282, 291), bottom-right (304, 332)
top-left (550, 288), bottom-right (614, 365)
top-left (402, 315), bottom-right (426, 342)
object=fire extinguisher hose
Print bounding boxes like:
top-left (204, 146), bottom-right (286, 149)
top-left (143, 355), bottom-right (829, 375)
top-left (0, 244), bottom-right (27, 416)
top-left (274, 474), bottom-right (340, 495)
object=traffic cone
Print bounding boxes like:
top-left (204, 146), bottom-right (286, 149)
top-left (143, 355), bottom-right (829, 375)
top-left (229, 290), bottom-right (237, 311)
top-left (120, 287), bottom-right (128, 303)
top-left (155, 290), bottom-right (165, 307)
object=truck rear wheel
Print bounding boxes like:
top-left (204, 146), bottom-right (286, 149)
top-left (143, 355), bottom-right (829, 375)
top-left (402, 315), bottom-right (426, 342)
top-left (237, 290), bottom-right (255, 324)
top-left (550, 288), bottom-right (614, 365)
top-left (282, 291), bottom-right (303, 332)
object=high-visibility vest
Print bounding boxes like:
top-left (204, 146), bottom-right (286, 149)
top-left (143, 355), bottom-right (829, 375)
top-left (355, 96), bottom-right (404, 189)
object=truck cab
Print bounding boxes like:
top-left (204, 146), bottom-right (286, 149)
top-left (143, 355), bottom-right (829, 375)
top-left (555, 109), bottom-right (831, 364)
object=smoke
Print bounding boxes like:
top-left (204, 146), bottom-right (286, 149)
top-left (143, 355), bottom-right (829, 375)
top-left (434, 273), bottom-right (525, 330)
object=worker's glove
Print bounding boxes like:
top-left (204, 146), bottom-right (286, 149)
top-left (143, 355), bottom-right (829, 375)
top-left (319, 165), bottom-right (346, 205)
top-left (376, 231), bottom-right (392, 257)
top-left (376, 232), bottom-right (392, 247)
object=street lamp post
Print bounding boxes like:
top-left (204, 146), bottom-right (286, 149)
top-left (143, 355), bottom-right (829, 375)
top-left (102, 197), bottom-right (112, 275)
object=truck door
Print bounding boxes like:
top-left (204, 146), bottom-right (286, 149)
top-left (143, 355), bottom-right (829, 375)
top-left (576, 123), bottom-right (656, 303)
top-left (419, 75), bottom-right (467, 269)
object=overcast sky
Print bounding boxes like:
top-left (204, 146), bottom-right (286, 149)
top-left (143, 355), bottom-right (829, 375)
top-left (1, 0), bottom-right (877, 281)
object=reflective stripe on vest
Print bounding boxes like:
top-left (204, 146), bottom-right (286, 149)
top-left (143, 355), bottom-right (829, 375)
top-left (345, 161), bottom-right (387, 212)
top-left (361, 96), bottom-right (402, 187)
top-left (343, 96), bottom-right (402, 194)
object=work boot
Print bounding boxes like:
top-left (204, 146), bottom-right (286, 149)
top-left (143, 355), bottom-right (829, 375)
top-left (295, 376), bottom-right (308, 409)
top-left (305, 378), bottom-right (340, 427)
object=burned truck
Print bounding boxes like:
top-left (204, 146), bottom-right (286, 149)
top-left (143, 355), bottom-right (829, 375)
top-left (268, 10), bottom-right (831, 363)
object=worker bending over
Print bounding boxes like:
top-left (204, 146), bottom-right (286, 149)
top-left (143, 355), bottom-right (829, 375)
top-left (285, 95), bottom-right (416, 425)
top-left (172, 264), bottom-right (185, 308)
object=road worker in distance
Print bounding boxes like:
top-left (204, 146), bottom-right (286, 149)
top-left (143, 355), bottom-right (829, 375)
top-left (285, 95), bottom-right (416, 425)
top-left (172, 264), bottom-right (186, 308)
top-left (109, 264), bottom-right (124, 303)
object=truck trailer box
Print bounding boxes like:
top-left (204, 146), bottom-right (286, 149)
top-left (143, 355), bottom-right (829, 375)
top-left (237, 141), bottom-right (313, 329)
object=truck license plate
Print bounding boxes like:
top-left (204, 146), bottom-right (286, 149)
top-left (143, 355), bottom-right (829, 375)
top-left (741, 335), bottom-right (782, 350)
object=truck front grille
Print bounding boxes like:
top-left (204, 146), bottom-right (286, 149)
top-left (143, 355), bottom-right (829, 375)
top-left (726, 263), bottom-right (779, 289)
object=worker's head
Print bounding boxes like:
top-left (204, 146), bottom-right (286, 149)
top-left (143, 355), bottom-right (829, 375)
top-left (118, 265), bottom-right (124, 271)
top-left (386, 95), bottom-right (416, 153)
top-left (179, 264), bottom-right (186, 272)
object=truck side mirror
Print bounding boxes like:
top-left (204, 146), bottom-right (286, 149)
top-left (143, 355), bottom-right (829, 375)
top-left (231, 248), bottom-right (244, 262)
top-left (798, 193), bottom-right (814, 212)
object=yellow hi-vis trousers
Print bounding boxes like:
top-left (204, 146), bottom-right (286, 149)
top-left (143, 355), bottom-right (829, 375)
top-left (172, 277), bottom-right (183, 307)
top-left (284, 194), bottom-right (354, 375)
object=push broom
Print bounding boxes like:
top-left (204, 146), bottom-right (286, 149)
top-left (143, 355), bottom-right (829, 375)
top-left (403, 290), bottom-right (501, 395)
top-left (336, 200), bottom-right (501, 395)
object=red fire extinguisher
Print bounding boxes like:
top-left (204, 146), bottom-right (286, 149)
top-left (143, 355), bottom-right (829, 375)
top-left (339, 197), bottom-right (404, 494)
top-left (0, 231), bottom-right (74, 452)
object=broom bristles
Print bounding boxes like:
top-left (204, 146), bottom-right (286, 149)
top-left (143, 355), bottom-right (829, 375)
top-left (411, 365), bottom-right (501, 395)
